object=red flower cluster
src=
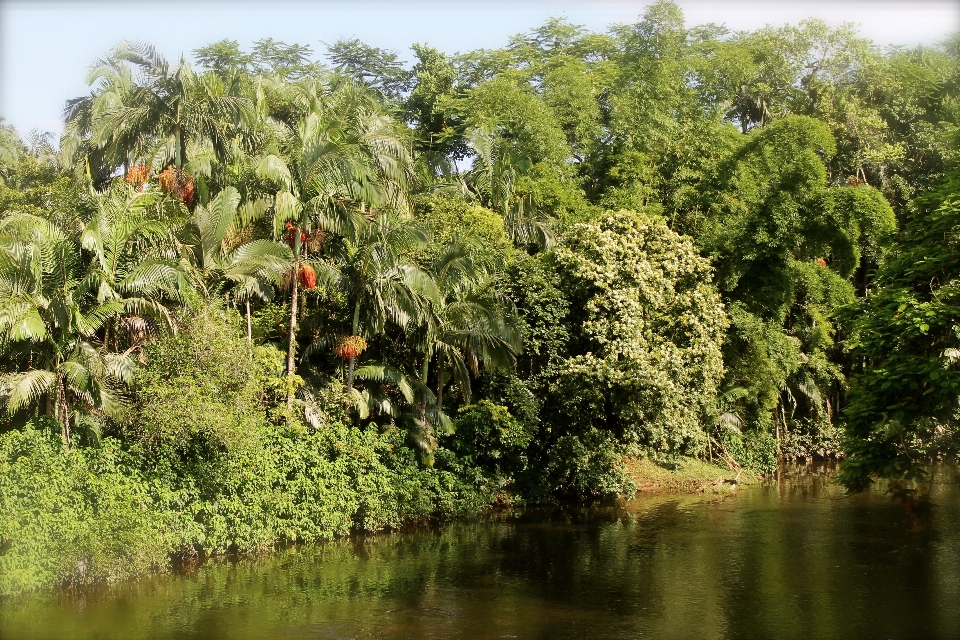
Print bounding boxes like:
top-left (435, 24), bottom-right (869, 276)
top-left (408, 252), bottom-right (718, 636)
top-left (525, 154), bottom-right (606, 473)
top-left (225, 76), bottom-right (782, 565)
top-left (298, 263), bottom-right (317, 290)
top-left (284, 222), bottom-right (308, 248)
top-left (158, 166), bottom-right (195, 205)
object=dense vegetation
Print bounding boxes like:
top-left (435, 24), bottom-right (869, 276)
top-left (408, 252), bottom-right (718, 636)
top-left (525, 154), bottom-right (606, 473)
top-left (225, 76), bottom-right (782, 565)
top-left (1, 2), bottom-right (958, 594)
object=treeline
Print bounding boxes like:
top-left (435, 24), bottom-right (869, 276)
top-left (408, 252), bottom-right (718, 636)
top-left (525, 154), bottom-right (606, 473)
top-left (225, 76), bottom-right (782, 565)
top-left (1, 1), bottom-right (958, 593)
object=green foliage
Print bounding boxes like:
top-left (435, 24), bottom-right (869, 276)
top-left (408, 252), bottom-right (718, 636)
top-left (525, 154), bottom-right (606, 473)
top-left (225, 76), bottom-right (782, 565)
top-left (0, 416), bottom-right (497, 596)
top-left (545, 210), bottom-right (727, 457)
top-left (414, 195), bottom-right (513, 264)
top-left (503, 253), bottom-right (570, 375)
top-left (129, 305), bottom-right (270, 453)
top-left (720, 428), bottom-right (779, 475)
top-left (542, 429), bottom-right (635, 500)
top-left (0, 423), bottom-right (177, 596)
top-left (840, 185), bottom-right (960, 491)
top-left (449, 401), bottom-right (533, 480)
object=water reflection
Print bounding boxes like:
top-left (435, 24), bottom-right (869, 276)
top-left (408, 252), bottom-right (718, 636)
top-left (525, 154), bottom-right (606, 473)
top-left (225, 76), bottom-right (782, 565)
top-left (3, 467), bottom-right (959, 639)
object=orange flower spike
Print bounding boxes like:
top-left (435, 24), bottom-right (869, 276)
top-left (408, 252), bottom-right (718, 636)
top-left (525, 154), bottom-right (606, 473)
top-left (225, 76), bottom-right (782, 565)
top-left (124, 164), bottom-right (149, 185)
top-left (333, 335), bottom-right (367, 359)
top-left (298, 264), bottom-right (317, 290)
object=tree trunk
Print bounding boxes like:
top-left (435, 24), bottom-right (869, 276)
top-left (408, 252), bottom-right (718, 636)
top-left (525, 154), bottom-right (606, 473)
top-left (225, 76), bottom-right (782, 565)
top-left (174, 116), bottom-right (183, 168)
top-left (286, 263), bottom-right (299, 409)
top-left (57, 374), bottom-right (70, 447)
top-left (346, 300), bottom-right (361, 392)
top-left (436, 352), bottom-right (445, 413)
top-left (245, 299), bottom-right (253, 347)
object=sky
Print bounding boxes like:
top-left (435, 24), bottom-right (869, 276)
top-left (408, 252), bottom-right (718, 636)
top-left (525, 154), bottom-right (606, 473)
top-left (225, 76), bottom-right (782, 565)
top-left (1, 0), bottom-right (957, 138)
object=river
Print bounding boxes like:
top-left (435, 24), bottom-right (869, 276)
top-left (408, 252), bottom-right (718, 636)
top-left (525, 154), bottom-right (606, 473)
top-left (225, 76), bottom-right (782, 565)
top-left (3, 466), bottom-right (960, 639)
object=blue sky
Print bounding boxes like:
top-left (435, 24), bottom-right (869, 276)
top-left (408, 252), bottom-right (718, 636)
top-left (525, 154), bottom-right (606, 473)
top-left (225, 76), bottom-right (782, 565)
top-left (1, 1), bottom-right (957, 137)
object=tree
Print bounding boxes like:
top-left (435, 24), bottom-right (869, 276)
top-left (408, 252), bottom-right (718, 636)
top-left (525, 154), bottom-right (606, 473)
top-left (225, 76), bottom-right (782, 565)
top-left (66, 41), bottom-right (255, 172)
top-left (466, 128), bottom-right (555, 250)
top-left (544, 210), bottom-right (728, 459)
top-left (180, 186), bottom-right (291, 343)
top-left (0, 120), bottom-right (22, 181)
top-left (405, 44), bottom-right (466, 160)
top-left (326, 39), bottom-right (411, 103)
top-left (255, 79), bottom-right (414, 388)
top-left (325, 215), bottom-right (438, 391)
top-left (692, 115), bottom-right (896, 443)
top-left (80, 183), bottom-right (190, 353)
top-left (0, 213), bottom-right (132, 444)
top-left (418, 237), bottom-right (520, 411)
top-left (840, 179), bottom-right (960, 492)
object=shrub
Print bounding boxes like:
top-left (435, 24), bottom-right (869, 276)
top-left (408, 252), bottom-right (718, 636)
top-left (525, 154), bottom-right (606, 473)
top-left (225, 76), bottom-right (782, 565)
top-left (448, 400), bottom-right (533, 481)
top-left (721, 429), bottom-right (779, 474)
top-left (0, 423), bottom-right (178, 596)
top-left (542, 429), bottom-right (635, 499)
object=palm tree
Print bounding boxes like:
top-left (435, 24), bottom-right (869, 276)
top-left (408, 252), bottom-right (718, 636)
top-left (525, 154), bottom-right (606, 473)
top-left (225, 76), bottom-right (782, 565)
top-left (256, 78), bottom-right (414, 238)
top-left (466, 127), bottom-right (555, 250)
top-left (65, 41), bottom-right (254, 175)
top-left (418, 238), bottom-right (520, 412)
top-left (181, 186), bottom-right (292, 344)
top-left (351, 361), bottom-right (451, 465)
top-left (325, 215), bottom-right (438, 391)
top-left (254, 79), bottom-right (415, 387)
top-left (80, 182), bottom-right (191, 352)
top-left (0, 213), bottom-right (132, 444)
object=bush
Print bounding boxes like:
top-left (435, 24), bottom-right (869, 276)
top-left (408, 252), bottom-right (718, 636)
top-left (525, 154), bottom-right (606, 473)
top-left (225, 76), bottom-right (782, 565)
top-left (448, 400), bottom-right (533, 482)
top-left (0, 423), bottom-right (178, 596)
top-left (129, 305), bottom-right (272, 455)
top-left (541, 429), bottom-right (635, 500)
top-left (721, 429), bottom-right (779, 474)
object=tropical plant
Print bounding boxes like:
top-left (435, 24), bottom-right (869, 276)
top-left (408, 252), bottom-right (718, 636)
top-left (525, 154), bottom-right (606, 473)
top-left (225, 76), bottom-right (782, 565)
top-left (64, 41), bottom-right (255, 175)
top-left (417, 237), bottom-right (520, 411)
top-left (80, 183), bottom-right (190, 352)
top-left (180, 186), bottom-right (291, 343)
top-left (840, 180), bottom-right (960, 492)
top-left (254, 79), bottom-right (415, 393)
top-left (324, 215), bottom-right (438, 391)
top-left (0, 213), bottom-right (132, 444)
top-left (466, 127), bottom-right (555, 250)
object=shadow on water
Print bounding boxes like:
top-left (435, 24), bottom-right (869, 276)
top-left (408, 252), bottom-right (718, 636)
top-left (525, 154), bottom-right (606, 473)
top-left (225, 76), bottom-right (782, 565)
top-left (3, 465), bottom-right (960, 640)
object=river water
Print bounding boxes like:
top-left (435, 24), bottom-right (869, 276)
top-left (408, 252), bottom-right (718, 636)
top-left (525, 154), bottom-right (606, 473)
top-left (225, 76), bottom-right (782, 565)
top-left (3, 466), bottom-right (960, 639)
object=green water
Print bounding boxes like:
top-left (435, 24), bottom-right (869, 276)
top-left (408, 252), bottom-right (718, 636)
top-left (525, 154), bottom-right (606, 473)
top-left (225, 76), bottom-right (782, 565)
top-left (3, 467), bottom-right (960, 639)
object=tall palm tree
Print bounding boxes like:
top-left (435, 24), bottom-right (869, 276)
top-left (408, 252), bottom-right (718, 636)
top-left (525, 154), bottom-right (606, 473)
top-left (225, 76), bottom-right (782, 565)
top-left (254, 79), bottom-right (415, 386)
top-left (65, 41), bottom-right (255, 175)
top-left (0, 214), bottom-right (132, 444)
top-left (181, 186), bottom-right (292, 343)
top-left (81, 183), bottom-right (191, 352)
top-left (466, 127), bottom-right (555, 250)
top-left (418, 238), bottom-right (520, 412)
top-left (325, 216), bottom-right (438, 391)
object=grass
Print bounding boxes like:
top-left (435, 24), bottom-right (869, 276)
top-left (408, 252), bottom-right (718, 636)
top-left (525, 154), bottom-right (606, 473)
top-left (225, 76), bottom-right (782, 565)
top-left (623, 456), bottom-right (760, 495)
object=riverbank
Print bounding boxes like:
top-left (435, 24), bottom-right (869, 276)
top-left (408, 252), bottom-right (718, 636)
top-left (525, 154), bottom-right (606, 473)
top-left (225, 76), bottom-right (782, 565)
top-left (1, 420), bottom-right (753, 598)
top-left (624, 457), bottom-right (759, 495)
